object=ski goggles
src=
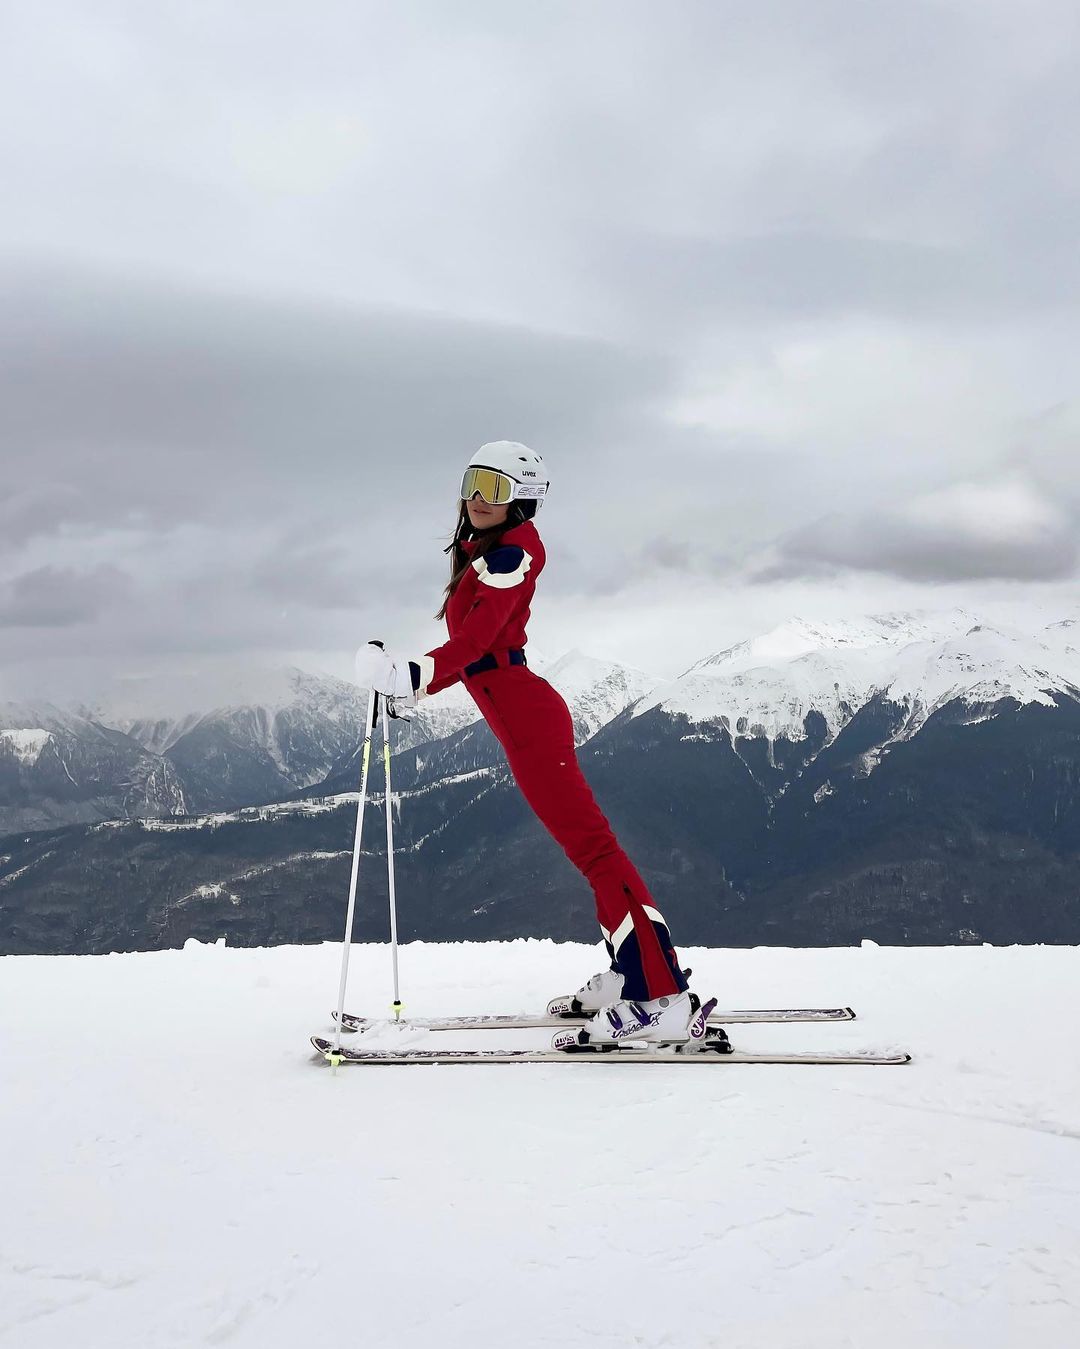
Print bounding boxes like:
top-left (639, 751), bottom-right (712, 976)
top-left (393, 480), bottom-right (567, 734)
top-left (459, 466), bottom-right (546, 506)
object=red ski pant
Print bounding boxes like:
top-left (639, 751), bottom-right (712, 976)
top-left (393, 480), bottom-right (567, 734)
top-left (466, 666), bottom-right (685, 1002)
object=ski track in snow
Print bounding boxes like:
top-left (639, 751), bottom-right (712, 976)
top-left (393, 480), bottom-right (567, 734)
top-left (2, 940), bottom-right (1079, 1348)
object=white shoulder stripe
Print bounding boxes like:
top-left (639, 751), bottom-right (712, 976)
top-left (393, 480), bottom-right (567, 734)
top-left (471, 548), bottom-right (533, 590)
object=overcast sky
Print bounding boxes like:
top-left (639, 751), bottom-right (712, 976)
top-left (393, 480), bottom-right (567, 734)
top-left (2, 0), bottom-right (1079, 704)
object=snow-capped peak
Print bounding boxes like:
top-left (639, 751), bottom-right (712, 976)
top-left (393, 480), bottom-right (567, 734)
top-left (87, 664), bottom-right (369, 755)
top-left (90, 664), bottom-right (359, 728)
top-left (636, 608), bottom-right (1080, 744)
top-left (0, 728), bottom-right (54, 766)
top-left (685, 610), bottom-right (980, 678)
top-left (542, 649), bottom-right (660, 742)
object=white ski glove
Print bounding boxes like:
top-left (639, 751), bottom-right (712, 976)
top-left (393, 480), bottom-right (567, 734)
top-left (355, 641), bottom-right (418, 703)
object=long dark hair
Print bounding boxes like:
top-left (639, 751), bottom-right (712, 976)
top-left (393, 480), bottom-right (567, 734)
top-left (435, 499), bottom-right (536, 621)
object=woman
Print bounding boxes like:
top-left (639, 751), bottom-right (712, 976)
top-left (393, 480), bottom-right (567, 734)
top-left (359, 441), bottom-right (697, 1047)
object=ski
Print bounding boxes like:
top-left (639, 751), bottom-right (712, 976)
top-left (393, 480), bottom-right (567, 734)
top-left (331, 1005), bottom-right (857, 1033)
top-left (310, 1035), bottom-right (910, 1067)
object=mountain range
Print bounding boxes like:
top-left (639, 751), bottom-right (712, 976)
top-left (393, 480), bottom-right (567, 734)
top-left (3, 607), bottom-right (1080, 955)
top-left (0, 650), bottom-right (652, 834)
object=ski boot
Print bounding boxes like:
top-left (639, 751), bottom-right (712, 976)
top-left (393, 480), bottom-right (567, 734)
top-left (546, 967), bottom-right (624, 1018)
top-left (547, 965), bottom-right (695, 1019)
top-left (552, 993), bottom-right (727, 1053)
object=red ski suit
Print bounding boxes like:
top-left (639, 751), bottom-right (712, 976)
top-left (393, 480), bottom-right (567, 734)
top-left (414, 519), bottom-right (685, 1002)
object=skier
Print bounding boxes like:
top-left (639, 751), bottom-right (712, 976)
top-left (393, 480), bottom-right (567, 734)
top-left (356, 441), bottom-right (697, 1046)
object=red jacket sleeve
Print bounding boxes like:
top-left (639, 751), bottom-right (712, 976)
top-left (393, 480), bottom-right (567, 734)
top-left (416, 544), bottom-right (534, 697)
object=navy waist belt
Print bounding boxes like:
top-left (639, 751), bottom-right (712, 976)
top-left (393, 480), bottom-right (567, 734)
top-left (464, 649), bottom-right (528, 677)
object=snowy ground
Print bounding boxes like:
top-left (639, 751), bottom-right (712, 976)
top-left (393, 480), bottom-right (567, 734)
top-left (3, 939), bottom-right (1079, 1349)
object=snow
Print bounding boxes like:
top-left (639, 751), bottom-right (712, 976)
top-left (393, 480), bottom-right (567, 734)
top-left (0, 860), bottom-right (37, 889)
top-left (86, 664), bottom-right (373, 766)
top-left (92, 795), bottom-right (357, 833)
top-left (3, 940), bottom-right (1079, 1347)
top-left (0, 728), bottom-right (53, 766)
top-left (542, 648), bottom-right (659, 741)
top-left (174, 853), bottom-right (349, 906)
top-left (405, 647), bottom-right (656, 747)
top-left (91, 771), bottom-right (498, 834)
top-left (0, 701), bottom-right (87, 736)
top-left (408, 686), bottom-right (480, 744)
top-left (88, 662), bottom-right (359, 730)
top-left (634, 608), bottom-right (1080, 743)
top-left (70, 650), bottom-right (653, 762)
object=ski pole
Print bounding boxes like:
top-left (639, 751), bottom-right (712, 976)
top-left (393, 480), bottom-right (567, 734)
top-left (383, 705), bottom-right (403, 1020)
top-left (331, 685), bottom-right (380, 1054)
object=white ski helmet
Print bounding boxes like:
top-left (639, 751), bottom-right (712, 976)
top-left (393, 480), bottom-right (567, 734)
top-left (464, 441), bottom-right (549, 510)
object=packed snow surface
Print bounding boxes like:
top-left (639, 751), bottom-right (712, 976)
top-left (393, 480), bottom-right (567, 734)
top-left (3, 940), bottom-right (1079, 1348)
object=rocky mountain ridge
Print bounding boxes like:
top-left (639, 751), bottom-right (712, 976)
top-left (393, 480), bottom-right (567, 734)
top-left (0, 651), bottom-right (656, 835)
top-left (5, 606), bottom-right (1080, 955)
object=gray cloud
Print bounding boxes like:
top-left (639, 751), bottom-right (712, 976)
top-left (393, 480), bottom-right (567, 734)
top-left (0, 267), bottom-right (671, 546)
top-left (0, 485), bottom-right (115, 553)
top-left (0, 564), bottom-right (132, 627)
top-left (1, 1), bottom-right (1079, 698)
top-left (582, 229), bottom-right (1080, 338)
top-left (761, 477), bottom-right (1080, 584)
top-left (247, 536), bottom-right (407, 612)
top-left (4, 2), bottom-right (1077, 343)
top-left (0, 265), bottom-right (691, 685)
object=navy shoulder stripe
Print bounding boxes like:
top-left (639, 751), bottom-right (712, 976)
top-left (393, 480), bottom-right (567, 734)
top-left (485, 545), bottom-right (526, 574)
top-left (471, 545), bottom-right (533, 590)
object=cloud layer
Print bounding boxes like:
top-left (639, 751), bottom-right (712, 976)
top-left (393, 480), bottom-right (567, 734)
top-left (1, 1), bottom-right (1078, 699)
top-left (764, 477), bottom-right (1078, 584)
